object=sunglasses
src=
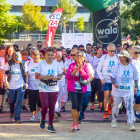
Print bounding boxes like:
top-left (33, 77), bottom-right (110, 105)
top-left (79, 49), bottom-right (84, 51)
top-left (71, 54), bottom-right (75, 56)
top-left (134, 52), bottom-right (140, 54)
top-left (77, 55), bottom-right (83, 57)
top-left (37, 45), bottom-right (42, 47)
top-left (109, 50), bottom-right (116, 53)
top-left (63, 54), bottom-right (67, 55)
top-left (0, 47), bottom-right (6, 50)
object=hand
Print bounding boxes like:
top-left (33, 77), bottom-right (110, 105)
top-left (114, 84), bottom-right (119, 89)
top-left (52, 76), bottom-right (58, 81)
top-left (47, 75), bottom-right (53, 80)
top-left (134, 88), bottom-right (137, 94)
top-left (25, 83), bottom-right (28, 89)
top-left (78, 63), bottom-right (82, 71)
top-left (88, 80), bottom-right (90, 85)
top-left (5, 82), bottom-right (9, 89)
top-left (101, 79), bottom-right (105, 85)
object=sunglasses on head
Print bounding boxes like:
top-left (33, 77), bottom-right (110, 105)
top-left (134, 52), bottom-right (140, 54)
top-left (71, 54), bottom-right (75, 56)
top-left (109, 50), bottom-right (116, 53)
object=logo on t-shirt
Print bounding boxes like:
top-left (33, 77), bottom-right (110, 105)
top-left (108, 60), bottom-right (115, 67)
top-left (122, 70), bottom-right (130, 78)
top-left (47, 69), bottom-right (55, 76)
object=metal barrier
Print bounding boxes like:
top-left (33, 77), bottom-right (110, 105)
top-left (19, 34), bottom-right (62, 41)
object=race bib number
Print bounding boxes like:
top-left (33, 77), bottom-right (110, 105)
top-left (11, 69), bottom-right (20, 77)
top-left (75, 81), bottom-right (81, 90)
top-left (107, 67), bottom-right (113, 73)
top-left (119, 83), bottom-right (130, 91)
top-left (38, 81), bottom-right (46, 90)
top-left (31, 68), bottom-right (35, 73)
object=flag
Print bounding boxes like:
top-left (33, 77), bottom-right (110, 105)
top-left (45, 8), bottom-right (63, 47)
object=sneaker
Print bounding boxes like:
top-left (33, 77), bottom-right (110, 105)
top-left (108, 105), bottom-right (112, 115)
top-left (10, 113), bottom-right (14, 118)
top-left (37, 111), bottom-right (41, 119)
top-left (76, 123), bottom-right (80, 130)
top-left (119, 108), bottom-right (122, 114)
top-left (100, 106), bottom-right (104, 112)
top-left (71, 123), bottom-right (77, 131)
top-left (111, 120), bottom-right (117, 128)
top-left (0, 106), bottom-right (3, 113)
top-left (58, 112), bottom-right (62, 118)
top-left (40, 120), bottom-right (45, 129)
top-left (90, 105), bottom-right (94, 111)
top-left (61, 106), bottom-right (66, 112)
top-left (54, 112), bottom-right (58, 119)
top-left (103, 112), bottom-right (109, 119)
top-left (15, 120), bottom-right (21, 124)
top-left (129, 123), bottom-right (136, 131)
top-left (30, 115), bottom-right (36, 121)
top-left (22, 106), bottom-right (28, 111)
top-left (78, 120), bottom-right (81, 124)
top-left (134, 110), bottom-right (140, 120)
top-left (47, 125), bottom-right (56, 133)
top-left (82, 114), bottom-right (85, 119)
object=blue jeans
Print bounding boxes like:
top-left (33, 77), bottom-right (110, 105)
top-left (78, 91), bottom-right (91, 121)
top-left (8, 86), bottom-right (25, 121)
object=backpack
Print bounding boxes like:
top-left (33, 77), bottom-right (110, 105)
top-left (8, 59), bottom-right (26, 83)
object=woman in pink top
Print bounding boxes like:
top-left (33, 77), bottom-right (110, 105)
top-left (66, 51), bottom-right (89, 131)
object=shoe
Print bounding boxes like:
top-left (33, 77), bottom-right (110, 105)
top-left (129, 123), bottom-right (136, 131)
top-left (30, 115), bottom-right (36, 121)
top-left (37, 111), bottom-right (41, 119)
top-left (134, 110), bottom-right (140, 120)
top-left (100, 106), bottom-right (104, 112)
top-left (15, 120), bottom-right (21, 124)
top-left (78, 120), bottom-right (81, 124)
top-left (111, 120), bottom-right (117, 128)
top-left (103, 112), bottom-right (109, 119)
top-left (47, 125), bottom-right (56, 133)
top-left (58, 112), bottom-right (62, 118)
top-left (119, 108), bottom-right (122, 114)
top-left (122, 106), bottom-right (126, 114)
top-left (54, 112), bottom-right (58, 119)
top-left (0, 106), bottom-right (3, 113)
top-left (76, 123), bottom-right (80, 130)
top-left (22, 106), bottom-right (28, 111)
top-left (71, 123), bottom-right (77, 131)
top-left (90, 105), bottom-right (94, 111)
top-left (82, 114), bottom-right (85, 119)
top-left (10, 113), bottom-right (14, 118)
top-left (108, 105), bottom-right (112, 115)
top-left (61, 106), bottom-right (66, 112)
top-left (40, 120), bottom-right (45, 129)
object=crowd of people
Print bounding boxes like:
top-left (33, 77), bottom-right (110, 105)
top-left (0, 41), bottom-right (140, 133)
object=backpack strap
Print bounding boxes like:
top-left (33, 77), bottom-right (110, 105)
top-left (20, 62), bottom-right (26, 83)
top-left (7, 59), bottom-right (13, 82)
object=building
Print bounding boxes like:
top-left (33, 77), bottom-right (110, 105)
top-left (6, 0), bottom-right (90, 34)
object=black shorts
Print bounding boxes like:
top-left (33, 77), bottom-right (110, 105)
top-left (0, 87), bottom-right (5, 95)
top-left (24, 89), bottom-right (28, 99)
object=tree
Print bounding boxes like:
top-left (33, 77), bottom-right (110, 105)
top-left (85, 13), bottom-right (93, 33)
top-left (121, 0), bottom-right (140, 44)
top-left (52, 0), bottom-right (78, 33)
top-left (0, 0), bottom-right (25, 44)
top-left (75, 17), bottom-right (85, 33)
top-left (21, 0), bottom-right (49, 32)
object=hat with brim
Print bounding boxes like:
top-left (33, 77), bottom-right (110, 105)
top-left (117, 50), bottom-right (129, 58)
top-left (14, 52), bottom-right (22, 62)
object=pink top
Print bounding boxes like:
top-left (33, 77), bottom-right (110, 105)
top-left (66, 62), bottom-right (89, 93)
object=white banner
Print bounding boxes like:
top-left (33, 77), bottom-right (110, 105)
top-left (62, 33), bottom-right (93, 49)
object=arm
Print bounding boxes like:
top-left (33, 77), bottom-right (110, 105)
top-left (134, 80), bottom-right (138, 94)
top-left (97, 56), bottom-right (104, 81)
top-left (79, 64), bottom-right (89, 80)
top-left (25, 72), bottom-right (28, 89)
top-left (111, 77), bottom-right (119, 88)
top-left (0, 69), bottom-right (4, 88)
top-left (5, 72), bottom-right (9, 88)
top-left (66, 64), bottom-right (77, 79)
top-left (88, 73), bottom-right (94, 84)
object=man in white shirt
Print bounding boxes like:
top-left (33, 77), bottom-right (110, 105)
top-left (86, 43), bottom-right (92, 63)
top-left (97, 44), bottom-right (119, 119)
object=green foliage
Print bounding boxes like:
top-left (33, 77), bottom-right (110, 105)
top-left (85, 13), bottom-right (93, 33)
top-left (21, 0), bottom-right (49, 32)
top-left (0, 0), bottom-right (25, 43)
top-left (52, 0), bottom-right (78, 24)
top-left (121, 0), bottom-right (140, 44)
top-left (75, 17), bottom-right (85, 33)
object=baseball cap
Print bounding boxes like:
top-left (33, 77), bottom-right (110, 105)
top-left (117, 50), bottom-right (129, 58)
top-left (14, 52), bottom-right (22, 62)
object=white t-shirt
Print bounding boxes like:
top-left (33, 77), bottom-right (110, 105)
top-left (0, 57), bottom-right (4, 71)
top-left (35, 60), bottom-right (62, 92)
top-left (97, 54), bottom-right (119, 83)
top-left (5, 62), bottom-right (28, 89)
top-left (68, 58), bottom-right (75, 66)
top-left (87, 63), bottom-right (95, 91)
top-left (90, 56), bottom-right (101, 79)
top-left (28, 59), bottom-right (40, 90)
top-left (132, 59), bottom-right (140, 90)
top-left (86, 53), bottom-right (92, 63)
top-left (112, 62), bottom-right (138, 97)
